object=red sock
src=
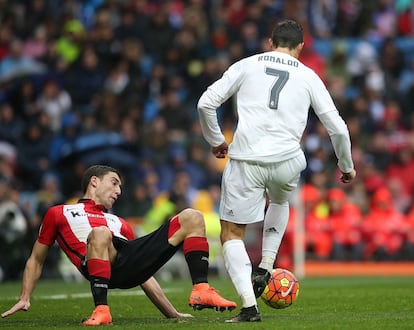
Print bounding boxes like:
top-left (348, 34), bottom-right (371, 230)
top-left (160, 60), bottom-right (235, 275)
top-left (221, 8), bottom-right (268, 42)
top-left (87, 258), bottom-right (111, 278)
top-left (183, 236), bottom-right (209, 255)
top-left (183, 237), bottom-right (209, 284)
top-left (87, 259), bottom-right (111, 306)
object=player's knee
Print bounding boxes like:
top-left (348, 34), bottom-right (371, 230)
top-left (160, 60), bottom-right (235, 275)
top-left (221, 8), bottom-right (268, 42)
top-left (179, 208), bottom-right (205, 231)
top-left (220, 221), bottom-right (245, 243)
top-left (87, 226), bottom-right (112, 246)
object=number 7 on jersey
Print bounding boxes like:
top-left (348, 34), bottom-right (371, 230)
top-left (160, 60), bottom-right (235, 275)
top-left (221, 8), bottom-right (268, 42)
top-left (265, 67), bottom-right (289, 110)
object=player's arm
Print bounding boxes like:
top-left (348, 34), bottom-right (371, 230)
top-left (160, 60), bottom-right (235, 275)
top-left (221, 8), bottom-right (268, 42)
top-left (1, 241), bottom-right (50, 318)
top-left (309, 73), bottom-right (356, 183)
top-left (318, 110), bottom-right (356, 182)
top-left (140, 276), bottom-right (193, 318)
top-left (197, 61), bottom-right (242, 152)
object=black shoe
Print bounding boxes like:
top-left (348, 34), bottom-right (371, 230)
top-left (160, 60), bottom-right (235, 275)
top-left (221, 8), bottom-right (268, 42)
top-left (225, 306), bottom-right (261, 323)
top-left (252, 267), bottom-right (271, 298)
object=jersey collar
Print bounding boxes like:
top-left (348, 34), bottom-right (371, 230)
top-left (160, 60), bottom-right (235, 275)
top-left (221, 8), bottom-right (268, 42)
top-left (78, 198), bottom-right (107, 212)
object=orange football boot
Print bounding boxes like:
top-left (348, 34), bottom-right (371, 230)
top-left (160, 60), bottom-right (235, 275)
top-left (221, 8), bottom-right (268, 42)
top-left (189, 283), bottom-right (237, 311)
top-left (82, 305), bottom-right (112, 326)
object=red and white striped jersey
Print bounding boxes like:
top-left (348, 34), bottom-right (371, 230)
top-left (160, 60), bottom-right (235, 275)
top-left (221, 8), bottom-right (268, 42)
top-left (38, 199), bottom-right (135, 270)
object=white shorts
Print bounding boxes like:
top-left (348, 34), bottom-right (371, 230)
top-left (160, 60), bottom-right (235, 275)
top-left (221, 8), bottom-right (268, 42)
top-left (219, 153), bottom-right (306, 224)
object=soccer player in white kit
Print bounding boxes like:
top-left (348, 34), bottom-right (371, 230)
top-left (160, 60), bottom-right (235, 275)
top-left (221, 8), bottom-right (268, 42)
top-left (197, 19), bottom-right (356, 322)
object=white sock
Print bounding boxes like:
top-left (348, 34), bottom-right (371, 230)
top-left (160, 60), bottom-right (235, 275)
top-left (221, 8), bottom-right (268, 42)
top-left (259, 202), bottom-right (289, 272)
top-left (222, 240), bottom-right (257, 308)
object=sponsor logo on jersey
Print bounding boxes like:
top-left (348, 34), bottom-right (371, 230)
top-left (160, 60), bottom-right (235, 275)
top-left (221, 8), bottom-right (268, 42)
top-left (70, 211), bottom-right (107, 219)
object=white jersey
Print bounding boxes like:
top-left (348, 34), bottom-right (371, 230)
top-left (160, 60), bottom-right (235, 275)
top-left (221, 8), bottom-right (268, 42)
top-left (198, 50), bottom-right (354, 173)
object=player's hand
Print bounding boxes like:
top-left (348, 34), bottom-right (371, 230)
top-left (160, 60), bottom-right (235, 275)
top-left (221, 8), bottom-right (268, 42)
top-left (1, 300), bottom-right (30, 318)
top-left (340, 169), bottom-right (356, 183)
top-left (175, 312), bottom-right (194, 318)
top-left (211, 142), bottom-right (228, 159)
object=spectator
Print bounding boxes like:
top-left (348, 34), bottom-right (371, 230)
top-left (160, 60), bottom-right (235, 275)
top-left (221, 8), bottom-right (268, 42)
top-left (89, 8), bottom-right (121, 70)
top-left (0, 178), bottom-right (29, 281)
top-left (239, 20), bottom-right (262, 56)
top-left (347, 40), bottom-right (379, 91)
top-left (9, 78), bottom-right (39, 119)
top-left (386, 147), bottom-right (414, 200)
top-left (143, 8), bottom-right (176, 62)
top-left (0, 39), bottom-right (46, 82)
top-left (115, 0), bottom-right (150, 41)
top-left (118, 181), bottom-right (153, 234)
top-left (21, 0), bottom-right (50, 37)
top-left (104, 60), bottom-right (130, 95)
top-left (157, 144), bottom-right (207, 192)
top-left (302, 184), bottom-right (331, 260)
top-left (362, 187), bottom-right (407, 260)
top-left (299, 33), bottom-right (326, 82)
top-left (326, 41), bottom-right (350, 91)
top-left (23, 26), bottom-right (48, 60)
top-left (327, 188), bottom-right (364, 261)
top-left (307, 0), bottom-right (337, 38)
top-left (387, 176), bottom-right (411, 214)
top-left (396, 1), bottom-right (414, 35)
top-left (0, 25), bottom-right (13, 62)
top-left (16, 122), bottom-right (51, 190)
top-left (48, 112), bottom-right (80, 166)
top-left (55, 19), bottom-right (85, 65)
top-left (0, 102), bottom-right (25, 145)
top-left (159, 86), bottom-right (192, 138)
top-left (36, 78), bottom-right (72, 133)
top-left (379, 38), bottom-right (405, 85)
top-left (0, 143), bottom-right (17, 183)
top-left (63, 46), bottom-right (106, 106)
top-left (35, 172), bottom-right (65, 217)
top-left (370, 0), bottom-right (397, 40)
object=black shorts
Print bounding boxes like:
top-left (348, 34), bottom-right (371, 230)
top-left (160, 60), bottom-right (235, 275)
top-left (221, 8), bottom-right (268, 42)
top-left (81, 221), bottom-right (181, 289)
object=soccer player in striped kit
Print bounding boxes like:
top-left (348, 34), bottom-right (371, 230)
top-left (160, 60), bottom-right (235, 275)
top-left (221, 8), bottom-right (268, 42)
top-left (1, 165), bottom-right (236, 325)
top-left (197, 19), bottom-right (356, 322)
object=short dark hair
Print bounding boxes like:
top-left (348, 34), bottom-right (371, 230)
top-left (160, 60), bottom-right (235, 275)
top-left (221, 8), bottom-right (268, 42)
top-left (81, 165), bottom-right (121, 193)
top-left (271, 19), bottom-right (304, 50)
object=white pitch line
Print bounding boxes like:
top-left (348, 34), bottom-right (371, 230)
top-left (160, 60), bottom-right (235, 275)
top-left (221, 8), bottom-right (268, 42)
top-left (0, 288), bottom-right (182, 301)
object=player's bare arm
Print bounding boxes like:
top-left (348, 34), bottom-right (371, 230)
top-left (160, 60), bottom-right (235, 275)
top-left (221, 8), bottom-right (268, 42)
top-left (1, 241), bottom-right (49, 318)
top-left (140, 277), bottom-right (193, 318)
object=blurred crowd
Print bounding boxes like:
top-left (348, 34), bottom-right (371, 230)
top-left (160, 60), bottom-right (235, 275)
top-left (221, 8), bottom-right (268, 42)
top-left (1, 0), bottom-right (414, 281)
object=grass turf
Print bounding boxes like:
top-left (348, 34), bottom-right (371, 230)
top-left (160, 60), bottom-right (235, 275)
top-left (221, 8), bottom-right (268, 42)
top-left (1, 276), bottom-right (414, 329)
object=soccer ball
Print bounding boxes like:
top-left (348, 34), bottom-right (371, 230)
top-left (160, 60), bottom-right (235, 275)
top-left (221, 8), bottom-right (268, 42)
top-left (261, 268), bottom-right (300, 309)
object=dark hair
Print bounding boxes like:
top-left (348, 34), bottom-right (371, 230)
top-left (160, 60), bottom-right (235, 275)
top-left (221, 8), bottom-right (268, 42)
top-left (271, 19), bottom-right (304, 50)
top-left (81, 165), bottom-right (121, 193)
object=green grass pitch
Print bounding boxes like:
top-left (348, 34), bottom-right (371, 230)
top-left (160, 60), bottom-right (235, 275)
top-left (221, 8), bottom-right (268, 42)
top-left (1, 276), bottom-right (414, 329)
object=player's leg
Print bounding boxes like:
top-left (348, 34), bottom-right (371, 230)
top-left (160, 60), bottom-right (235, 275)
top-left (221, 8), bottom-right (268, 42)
top-left (168, 208), bottom-right (210, 285)
top-left (253, 153), bottom-right (306, 298)
top-left (167, 208), bottom-right (237, 311)
top-left (219, 159), bottom-right (266, 322)
top-left (83, 226), bottom-right (117, 326)
top-left (252, 201), bottom-right (289, 297)
top-left (221, 220), bottom-right (261, 322)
